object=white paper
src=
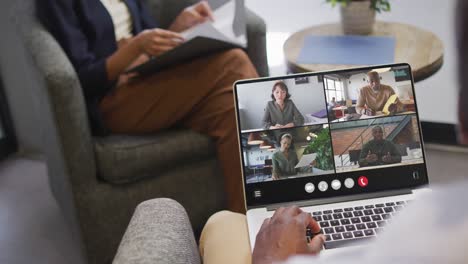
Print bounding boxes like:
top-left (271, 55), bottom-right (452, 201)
top-left (180, 0), bottom-right (246, 46)
top-left (295, 153), bottom-right (317, 168)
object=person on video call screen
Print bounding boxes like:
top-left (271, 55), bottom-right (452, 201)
top-left (262, 81), bottom-right (304, 130)
top-left (358, 126), bottom-right (402, 167)
top-left (356, 71), bottom-right (404, 116)
top-left (272, 133), bottom-right (315, 180)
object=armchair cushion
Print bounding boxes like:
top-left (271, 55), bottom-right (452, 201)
top-left (113, 198), bottom-right (201, 264)
top-left (95, 130), bottom-right (216, 184)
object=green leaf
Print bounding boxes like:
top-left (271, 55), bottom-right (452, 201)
top-left (303, 128), bottom-right (334, 171)
top-left (368, 0), bottom-right (392, 12)
top-left (383, 2), bottom-right (391, 11)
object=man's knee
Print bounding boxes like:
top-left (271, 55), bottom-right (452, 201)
top-left (200, 210), bottom-right (247, 245)
top-left (207, 210), bottom-right (245, 225)
top-left (200, 211), bottom-right (251, 264)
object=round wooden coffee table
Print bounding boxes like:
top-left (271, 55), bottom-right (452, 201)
top-left (283, 21), bottom-right (444, 82)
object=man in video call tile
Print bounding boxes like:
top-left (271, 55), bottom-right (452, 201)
top-left (262, 81), bottom-right (304, 129)
top-left (358, 126), bottom-right (402, 167)
top-left (356, 71), bottom-right (403, 116)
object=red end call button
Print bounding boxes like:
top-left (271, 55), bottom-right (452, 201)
top-left (358, 176), bottom-right (368, 187)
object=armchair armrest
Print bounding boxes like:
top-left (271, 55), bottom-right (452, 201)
top-left (245, 8), bottom-right (269, 77)
top-left (113, 198), bottom-right (201, 264)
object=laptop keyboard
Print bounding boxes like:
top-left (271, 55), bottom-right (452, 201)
top-left (306, 200), bottom-right (409, 249)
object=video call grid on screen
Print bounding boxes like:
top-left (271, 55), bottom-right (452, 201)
top-left (235, 64), bottom-right (426, 185)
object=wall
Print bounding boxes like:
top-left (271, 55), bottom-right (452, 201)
top-left (246, 0), bottom-right (459, 124)
top-left (394, 117), bottom-right (420, 145)
top-left (245, 148), bottom-right (274, 166)
top-left (0, 3), bottom-right (46, 157)
top-left (237, 76), bottom-right (327, 130)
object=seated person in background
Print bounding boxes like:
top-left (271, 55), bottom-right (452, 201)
top-left (327, 97), bottom-right (339, 119)
top-left (358, 126), bottom-right (402, 167)
top-left (272, 134), bottom-right (315, 180)
top-left (329, 97), bottom-right (339, 108)
top-left (263, 81), bottom-right (304, 129)
top-left (356, 71), bottom-right (404, 116)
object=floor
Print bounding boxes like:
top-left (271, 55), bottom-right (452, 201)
top-left (0, 157), bottom-right (85, 264)
top-left (1, 146), bottom-right (468, 263)
top-left (1, 0), bottom-right (466, 263)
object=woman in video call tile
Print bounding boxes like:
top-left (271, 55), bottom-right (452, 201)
top-left (272, 133), bottom-right (315, 180)
top-left (262, 81), bottom-right (304, 130)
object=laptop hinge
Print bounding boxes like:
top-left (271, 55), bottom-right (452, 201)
top-left (266, 189), bottom-right (413, 211)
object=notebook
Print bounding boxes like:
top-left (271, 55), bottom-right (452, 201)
top-left (297, 35), bottom-right (395, 65)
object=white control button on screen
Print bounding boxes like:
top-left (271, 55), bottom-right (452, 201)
top-left (318, 181), bottom-right (328, 192)
top-left (305, 182), bottom-right (315, 193)
top-left (331, 179), bottom-right (341, 190)
top-left (344, 178), bottom-right (355, 189)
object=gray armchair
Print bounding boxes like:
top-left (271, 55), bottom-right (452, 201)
top-left (12, 0), bottom-right (268, 263)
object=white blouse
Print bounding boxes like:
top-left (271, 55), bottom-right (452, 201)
top-left (100, 0), bottom-right (134, 41)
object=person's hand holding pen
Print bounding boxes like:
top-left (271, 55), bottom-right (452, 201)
top-left (169, 1), bottom-right (215, 32)
top-left (388, 103), bottom-right (398, 115)
top-left (364, 107), bottom-right (375, 116)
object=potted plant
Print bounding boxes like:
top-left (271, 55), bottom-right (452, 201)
top-left (303, 128), bottom-right (334, 171)
top-left (326, 0), bottom-right (391, 35)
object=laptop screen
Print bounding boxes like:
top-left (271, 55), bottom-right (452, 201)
top-left (234, 64), bottom-right (429, 208)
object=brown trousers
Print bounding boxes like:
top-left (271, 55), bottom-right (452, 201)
top-left (99, 49), bottom-right (258, 213)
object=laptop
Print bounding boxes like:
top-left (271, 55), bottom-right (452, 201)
top-left (233, 63), bottom-right (430, 255)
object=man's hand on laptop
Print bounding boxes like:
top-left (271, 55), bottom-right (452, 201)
top-left (252, 206), bottom-right (325, 264)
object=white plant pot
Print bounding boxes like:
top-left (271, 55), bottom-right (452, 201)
top-left (340, 0), bottom-right (376, 35)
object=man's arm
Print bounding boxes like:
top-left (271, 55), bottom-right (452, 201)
top-left (356, 87), bottom-right (366, 114)
top-left (252, 206), bottom-right (325, 264)
top-left (272, 155), bottom-right (281, 180)
top-left (358, 144), bottom-right (372, 167)
top-left (381, 141), bottom-right (402, 164)
top-left (389, 142), bottom-right (402, 163)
